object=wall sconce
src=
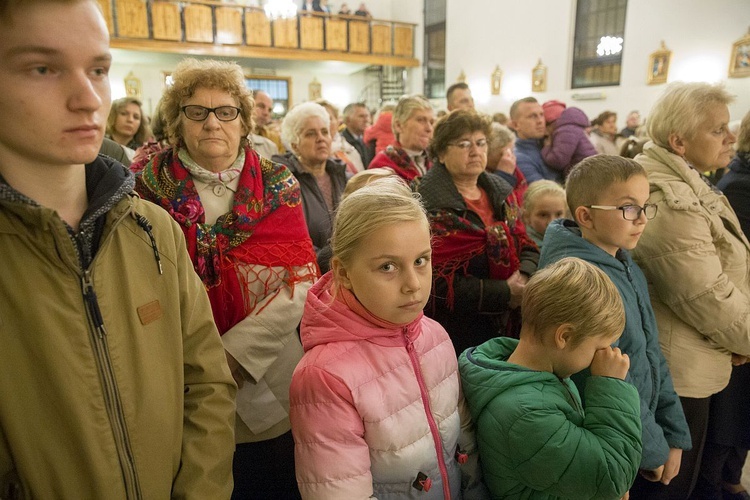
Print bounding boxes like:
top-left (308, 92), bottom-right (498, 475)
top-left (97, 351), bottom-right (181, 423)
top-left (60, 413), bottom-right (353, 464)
top-left (308, 77), bottom-right (322, 100)
top-left (457, 70), bottom-right (466, 83)
top-left (491, 65), bottom-right (503, 95)
top-left (124, 71), bottom-right (142, 100)
top-left (532, 59), bottom-right (547, 92)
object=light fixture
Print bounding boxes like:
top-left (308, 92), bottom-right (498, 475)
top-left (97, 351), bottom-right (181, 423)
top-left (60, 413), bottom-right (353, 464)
top-left (596, 36), bottom-right (623, 57)
top-left (264, 0), bottom-right (297, 20)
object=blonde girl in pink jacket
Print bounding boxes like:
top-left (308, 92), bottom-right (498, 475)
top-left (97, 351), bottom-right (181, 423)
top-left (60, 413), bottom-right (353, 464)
top-left (290, 177), bottom-right (487, 500)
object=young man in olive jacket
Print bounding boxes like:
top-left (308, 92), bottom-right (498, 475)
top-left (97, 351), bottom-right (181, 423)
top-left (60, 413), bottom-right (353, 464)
top-left (0, 0), bottom-right (237, 497)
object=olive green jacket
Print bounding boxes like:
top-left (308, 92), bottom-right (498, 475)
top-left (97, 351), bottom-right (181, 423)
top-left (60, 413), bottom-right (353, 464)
top-left (0, 158), bottom-right (236, 499)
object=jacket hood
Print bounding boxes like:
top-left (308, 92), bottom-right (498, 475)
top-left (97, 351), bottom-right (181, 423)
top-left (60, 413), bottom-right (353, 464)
top-left (364, 112), bottom-right (395, 144)
top-left (555, 107), bottom-right (591, 129)
top-left (540, 218), bottom-right (631, 272)
top-left (459, 337), bottom-right (554, 417)
top-left (419, 163), bottom-right (512, 214)
top-left (728, 152), bottom-right (750, 175)
top-left (300, 272), bottom-right (422, 351)
top-left (0, 155), bottom-right (134, 230)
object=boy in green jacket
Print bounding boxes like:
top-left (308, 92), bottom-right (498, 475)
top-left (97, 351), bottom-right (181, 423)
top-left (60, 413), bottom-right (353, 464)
top-left (459, 257), bottom-right (642, 500)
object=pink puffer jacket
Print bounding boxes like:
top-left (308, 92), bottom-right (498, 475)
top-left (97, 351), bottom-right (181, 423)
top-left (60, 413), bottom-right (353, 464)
top-left (290, 272), bottom-right (484, 500)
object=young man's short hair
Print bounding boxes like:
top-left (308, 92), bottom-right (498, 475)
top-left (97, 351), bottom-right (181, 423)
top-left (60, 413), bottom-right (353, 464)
top-left (565, 155), bottom-right (647, 217)
top-left (522, 257), bottom-right (625, 347)
top-left (446, 82), bottom-right (469, 106)
top-left (509, 97), bottom-right (539, 120)
top-left (342, 102), bottom-right (367, 120)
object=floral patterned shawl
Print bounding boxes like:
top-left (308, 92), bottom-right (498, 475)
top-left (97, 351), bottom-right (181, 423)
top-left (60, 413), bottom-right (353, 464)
top-left (132, 146), bottom-right (318, 334)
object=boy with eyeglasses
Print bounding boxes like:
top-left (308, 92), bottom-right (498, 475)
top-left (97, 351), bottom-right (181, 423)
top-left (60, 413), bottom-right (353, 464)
top-left (538, 155), bottom-right (692, 499)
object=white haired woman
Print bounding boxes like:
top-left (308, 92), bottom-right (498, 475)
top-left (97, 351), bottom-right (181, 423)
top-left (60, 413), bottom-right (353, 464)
top-left (368, 94), bottom-right (435, 182)
top-left (273, 102), bottom-right (349, 267)
top-left (631, 82), bottom-right (748, 500)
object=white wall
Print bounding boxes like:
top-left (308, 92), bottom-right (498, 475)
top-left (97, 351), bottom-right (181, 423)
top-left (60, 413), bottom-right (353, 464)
top-left (445, 0), bottom-right (750, 124)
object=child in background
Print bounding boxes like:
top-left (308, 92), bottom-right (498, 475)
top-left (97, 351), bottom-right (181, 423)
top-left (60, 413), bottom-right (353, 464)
top-left (459, 257), bottom-right (642, 500)
top-left (290, 178), bottom-right (487, 499)
top-left (522, 180), bottom-right (567, 248)
top-left (541, 103), bottom-right (598, 176)
top-left (539, 156), bottom-right (691, 499)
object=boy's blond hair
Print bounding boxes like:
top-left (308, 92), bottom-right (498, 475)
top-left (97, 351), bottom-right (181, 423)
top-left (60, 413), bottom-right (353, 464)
top-left (522, 257), bottom-right (625, 347)
top-left (331, 177), bottom-right (428, 272)
top-left (522, 180), bottom-right (566, 219)
top-left (565, 155), bottom-right (646, 218)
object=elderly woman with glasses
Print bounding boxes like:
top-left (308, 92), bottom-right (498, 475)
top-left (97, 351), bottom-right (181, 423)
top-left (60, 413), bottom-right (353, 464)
top-left (417, 110), bottom-right (539, 355)
top-left (631, 82), bottom-right (750, 500)
top-left (131, 58), bottom-right (317, 500)
top-left (368, 94), bottom-right (434, 181)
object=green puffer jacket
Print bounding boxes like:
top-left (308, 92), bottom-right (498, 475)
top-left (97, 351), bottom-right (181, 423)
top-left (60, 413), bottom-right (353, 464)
top-left (459, 337), bottom-right (642, 500)
top-left (0, 157), bottom-right (236, 499)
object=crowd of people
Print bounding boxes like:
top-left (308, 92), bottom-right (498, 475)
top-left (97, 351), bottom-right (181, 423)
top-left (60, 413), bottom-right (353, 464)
top-left (1, 1), bottom-right (749, 499)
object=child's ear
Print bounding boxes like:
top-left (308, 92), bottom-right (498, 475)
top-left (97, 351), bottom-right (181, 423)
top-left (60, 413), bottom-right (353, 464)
top-left (574, 206), bottom-right (594, 229)
top-left (331, 258), bottom-right (352, 289)
top-left (553, 323), bottom-right (575, 349)
top-left (668, 133), bottom-right (686, 157)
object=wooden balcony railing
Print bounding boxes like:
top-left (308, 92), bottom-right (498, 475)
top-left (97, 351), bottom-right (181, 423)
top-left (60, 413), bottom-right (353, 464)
top-left (98, 0), bottom-right (419, 67)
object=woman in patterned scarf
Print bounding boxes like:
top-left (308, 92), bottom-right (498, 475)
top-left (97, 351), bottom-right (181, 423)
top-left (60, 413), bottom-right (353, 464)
top-left (131, 58), bottom-right (317, 500)
top-left (368, 94), bottom-right (435, 182)
top-left (417, 110), bottom-right (539, 355)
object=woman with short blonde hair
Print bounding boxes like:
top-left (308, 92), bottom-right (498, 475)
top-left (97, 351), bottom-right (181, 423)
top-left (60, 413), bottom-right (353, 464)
top-left (368, 94), bottom-right (435, 181)
top-left (632, 81), bottom-right (747, 499)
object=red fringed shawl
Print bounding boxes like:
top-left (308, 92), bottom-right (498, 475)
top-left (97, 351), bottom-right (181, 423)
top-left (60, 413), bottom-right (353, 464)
top-left (369, 142), bottom-right (432, 181)
top-left (429, 202), bottom-right (537, 311)
top-left (133, 146), bottom-right (318, 334)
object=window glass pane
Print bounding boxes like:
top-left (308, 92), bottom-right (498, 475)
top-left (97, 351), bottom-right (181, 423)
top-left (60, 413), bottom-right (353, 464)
top-left (572, 0), bottom-right (627, 88)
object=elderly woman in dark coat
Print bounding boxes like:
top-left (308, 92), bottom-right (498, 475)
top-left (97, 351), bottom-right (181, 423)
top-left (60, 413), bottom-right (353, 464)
top-left (698, 110), bottom-right (750, 500)
top-left (417, 110), bottom-right (539, 355)
top-left (273, 102), bottom-right (348, 268)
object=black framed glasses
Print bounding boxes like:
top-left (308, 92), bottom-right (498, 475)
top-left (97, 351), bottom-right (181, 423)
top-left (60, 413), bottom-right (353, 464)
top-left (448, 138), bottom-right (488, 150)
top-left (181, 105), bottom-right (241, 122)
top-left (587, 203), bottom-right (658, 221)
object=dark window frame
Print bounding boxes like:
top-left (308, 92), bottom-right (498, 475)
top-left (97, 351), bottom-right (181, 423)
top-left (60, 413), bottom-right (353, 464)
top-left (571, 0), bottom-right (628, 89)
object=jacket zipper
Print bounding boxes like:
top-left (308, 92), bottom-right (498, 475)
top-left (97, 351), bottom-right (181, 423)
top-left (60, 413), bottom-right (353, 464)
top-left (403, 328), bottom-right (451, 500)
top-left (623, 259), bottom-right (659, 410)
top-left (75, 206), bottom-right (144, 499)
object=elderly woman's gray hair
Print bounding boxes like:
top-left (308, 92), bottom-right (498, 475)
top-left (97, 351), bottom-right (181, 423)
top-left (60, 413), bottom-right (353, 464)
top-left (391, 94), bottom-right (433, 140)
top-left (281, 102), bottom-right (331, 146)
top-left (160, 58), bottom-right (255, 147)
top-left (647, 82), bottom-right (735, 150)
top-left (487, 122), bottom-right (515, 167)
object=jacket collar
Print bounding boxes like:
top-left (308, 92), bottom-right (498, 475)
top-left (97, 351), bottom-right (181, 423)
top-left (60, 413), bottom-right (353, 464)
top-left (419, 163), bottom-right (512, 217)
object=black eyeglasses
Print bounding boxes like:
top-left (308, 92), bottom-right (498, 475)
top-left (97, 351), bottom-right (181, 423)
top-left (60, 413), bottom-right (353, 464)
top-left (181, 105), bottom-right (241, 122)
top-left (587, 203), bottom-right (658, 221)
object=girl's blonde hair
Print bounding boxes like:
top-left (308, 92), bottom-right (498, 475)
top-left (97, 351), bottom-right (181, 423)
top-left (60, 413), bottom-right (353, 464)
top-left (522, 180), bottom-right (566, 219)
top-left (522, 257), bottom-right (625, 347)
top-left (342, 167), bottom-right (397, 198)
top-left (331, 177), bottom-right (428, 273)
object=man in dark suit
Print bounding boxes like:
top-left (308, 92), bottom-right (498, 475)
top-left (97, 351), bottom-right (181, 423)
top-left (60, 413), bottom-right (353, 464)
top-left (341, 102), bottom-right (372, 167)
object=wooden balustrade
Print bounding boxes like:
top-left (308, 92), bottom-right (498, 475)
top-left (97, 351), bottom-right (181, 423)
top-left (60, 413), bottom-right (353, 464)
top-left (98, 0), bottom-right (418, 67)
